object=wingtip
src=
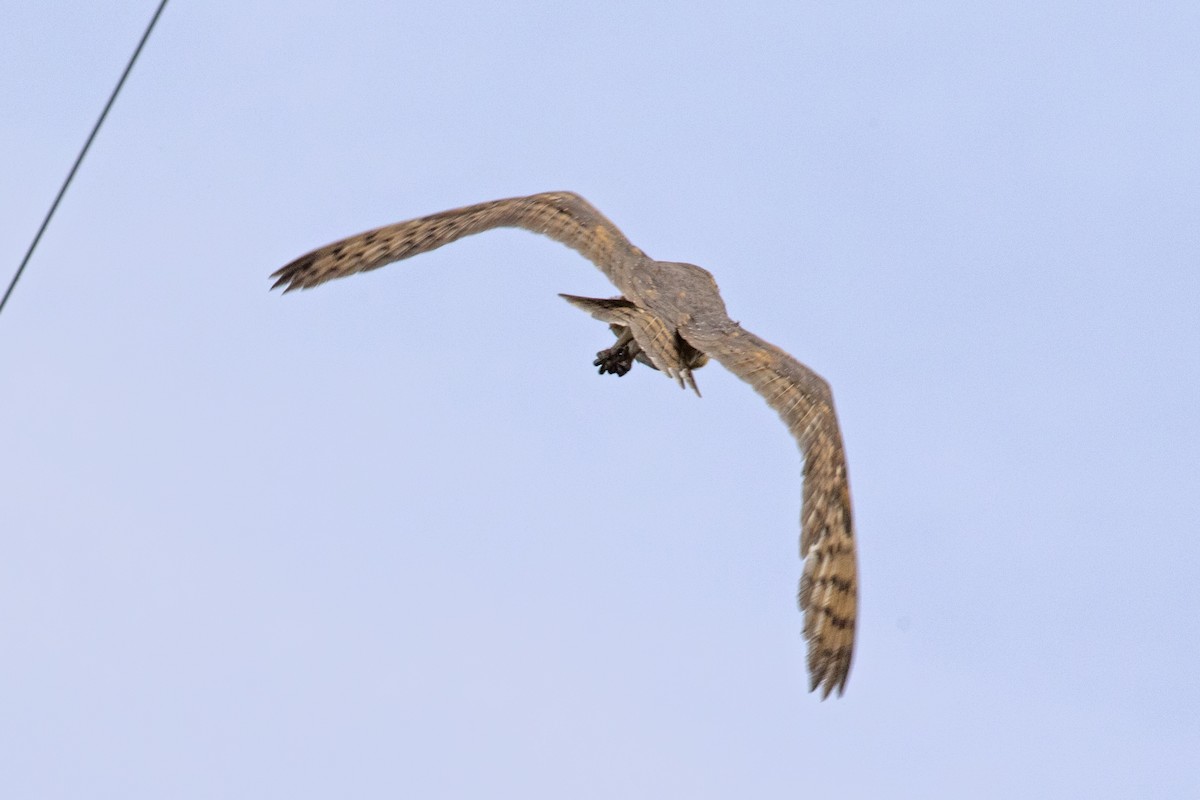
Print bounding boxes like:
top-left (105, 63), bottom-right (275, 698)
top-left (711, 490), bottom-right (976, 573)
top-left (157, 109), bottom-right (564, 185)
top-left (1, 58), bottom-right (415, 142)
top-left (270, 253), bottom-right (319, 294)
top-left (807, 651), bottom-right (850, 700)
top-left (809, 676), bottom-right (842, 701)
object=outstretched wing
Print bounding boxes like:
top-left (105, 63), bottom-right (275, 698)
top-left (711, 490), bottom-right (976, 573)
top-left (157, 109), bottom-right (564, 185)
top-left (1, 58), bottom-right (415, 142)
top-left (271, 192), bottom-right (647, 293)
top-left (682, 323), bottom-right (857, 698)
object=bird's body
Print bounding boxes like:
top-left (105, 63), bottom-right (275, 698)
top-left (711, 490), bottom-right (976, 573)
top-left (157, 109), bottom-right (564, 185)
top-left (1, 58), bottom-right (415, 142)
top-left (273, 192), bottom-right (858, 697)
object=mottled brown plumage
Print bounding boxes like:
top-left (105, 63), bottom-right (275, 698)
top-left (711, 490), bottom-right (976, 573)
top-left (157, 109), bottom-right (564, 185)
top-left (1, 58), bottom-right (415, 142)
top-left (272, 192), bottom-right (858, 697)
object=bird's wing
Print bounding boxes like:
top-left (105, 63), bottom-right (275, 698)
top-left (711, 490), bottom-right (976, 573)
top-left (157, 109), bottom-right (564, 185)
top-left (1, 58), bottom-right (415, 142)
top-left (682, 322), bottom-right (857, 698)
top-left (271, 192), bottom-right (646, 293)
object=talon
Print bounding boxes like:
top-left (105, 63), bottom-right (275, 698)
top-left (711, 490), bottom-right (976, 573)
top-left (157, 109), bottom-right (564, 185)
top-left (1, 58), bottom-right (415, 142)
top-left (594, 345), bottom-right (633, 376)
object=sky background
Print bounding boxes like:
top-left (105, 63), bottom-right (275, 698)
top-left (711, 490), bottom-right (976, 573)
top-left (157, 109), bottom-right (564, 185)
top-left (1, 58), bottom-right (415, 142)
top-left (2, 2), bottom-right (1198, 797)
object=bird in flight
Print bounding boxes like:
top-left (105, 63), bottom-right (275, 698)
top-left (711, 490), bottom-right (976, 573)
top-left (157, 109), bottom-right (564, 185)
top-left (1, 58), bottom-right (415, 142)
top-left (272, 192), bottom-right (858, 697)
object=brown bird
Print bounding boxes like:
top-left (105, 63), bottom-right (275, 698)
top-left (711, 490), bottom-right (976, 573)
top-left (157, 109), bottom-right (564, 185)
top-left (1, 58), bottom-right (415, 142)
top-left (272, 192), bottom-right (858, 697)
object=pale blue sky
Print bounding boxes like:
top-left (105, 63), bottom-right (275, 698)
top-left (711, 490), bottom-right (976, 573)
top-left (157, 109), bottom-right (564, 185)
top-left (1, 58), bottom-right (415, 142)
top-left (2, 2), bottom-right (1198, 797)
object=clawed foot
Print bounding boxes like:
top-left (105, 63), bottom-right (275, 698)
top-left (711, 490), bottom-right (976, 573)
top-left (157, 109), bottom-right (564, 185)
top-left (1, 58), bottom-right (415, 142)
top-left (594, 345), bottom-right (633, 376)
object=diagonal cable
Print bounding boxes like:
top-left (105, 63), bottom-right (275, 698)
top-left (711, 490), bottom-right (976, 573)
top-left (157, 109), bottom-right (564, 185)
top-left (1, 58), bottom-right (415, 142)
top-left (0, 0), bottom-right (169, 317)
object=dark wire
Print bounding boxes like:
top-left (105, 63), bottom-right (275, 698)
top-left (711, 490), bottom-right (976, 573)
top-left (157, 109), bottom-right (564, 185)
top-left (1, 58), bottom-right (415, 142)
top-left (0, 0), bottom-right (170, 318)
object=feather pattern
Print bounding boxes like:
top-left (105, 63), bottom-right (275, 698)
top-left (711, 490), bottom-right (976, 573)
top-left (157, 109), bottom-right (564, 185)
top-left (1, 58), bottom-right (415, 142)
top-left (679, 323), bottom-right (857, 697)
top-left (273, 192), bottom-right (859, 698)
top-left (272, 192), bottom-right (645, 293)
